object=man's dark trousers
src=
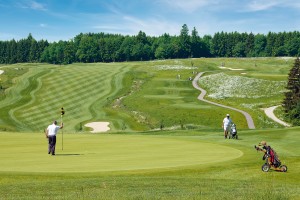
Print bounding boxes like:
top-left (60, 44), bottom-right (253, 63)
top-left (48, 136), bottom-right (56, 155)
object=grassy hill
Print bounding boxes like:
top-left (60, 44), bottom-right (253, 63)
top-left (0, 57), bottom-right (294, 132)
top-left (0, 58), bottom-right (299, 199)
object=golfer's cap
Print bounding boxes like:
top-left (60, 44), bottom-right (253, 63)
top-left (226, 114), bottom-right (230, 117)
top-left (259, 141), bottom-right (267, 146)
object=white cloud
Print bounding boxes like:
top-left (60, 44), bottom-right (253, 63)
top-left (122, 15), bottom-right (181, 36)
top-left (29, 1), bottom-right (46, 10)
top-left (92, 25), bottom-right (121, 31)
top-left (17, 0), bottom-right (47, 11)
top-left (159, 0), bottom-right (219, 12)
top-left (39, 23), bottom-right (47, 28)
top-left (92, 15), bottom-right (181, 36)
top-left (243, 0), bottom-right (300, 12)
top-left (245, 0), bottom-right (279, 11)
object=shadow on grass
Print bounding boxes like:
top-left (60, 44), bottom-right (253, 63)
top-left (54, 154), bottom-right (83, 156)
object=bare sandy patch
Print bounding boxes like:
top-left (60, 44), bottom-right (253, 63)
top-left (219, 66), bottom-right (244, 71)
top-left (85, 122), bottom-right (110, 133)
top-left (0, 70), bottom-right (4, 75)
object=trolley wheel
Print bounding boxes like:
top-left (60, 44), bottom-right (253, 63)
top-left (280, 165), bottom-right (288, 172)
top-left (262, 163), bottom-right (270, 172)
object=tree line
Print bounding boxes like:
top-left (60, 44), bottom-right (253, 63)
top-left (1, 24), bottom-right (300, 64)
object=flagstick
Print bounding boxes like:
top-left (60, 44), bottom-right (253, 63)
top-left (61, 114), bottom-right (63, 151)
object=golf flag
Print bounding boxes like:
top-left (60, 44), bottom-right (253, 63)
top-left (61, 107), bottom-right (65, 116)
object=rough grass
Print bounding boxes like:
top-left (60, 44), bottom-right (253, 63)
top-left (198, 72), bottom-right (287, 128)
top-left (199, 72), bottom-right (287, 99)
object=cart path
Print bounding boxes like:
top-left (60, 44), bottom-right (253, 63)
top-left (263, 106), bottom-right (290, 127)
top-left (192, 72), bottom-right (255, 129)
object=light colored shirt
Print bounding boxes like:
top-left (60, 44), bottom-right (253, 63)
top-left (47, 124), bottom-right (60, 136)
top-left (223, 117), bottom-right (232, 127)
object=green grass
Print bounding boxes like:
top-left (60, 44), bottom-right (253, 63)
top-left (0, 63), bottom-right (135, 132)
top-left (0, 58), bottom-right (294, 131)
top-left (0, 128), bottom-right (299, 199)
top-left (0, 58), bottom-right (299, 199)
top-left (0, 133), bottom-right (242, 172)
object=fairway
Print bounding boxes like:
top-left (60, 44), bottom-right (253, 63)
top-left (1, 58), bottom-right (300, 199)
top-left (0, 133), bottom-right (242, 172)
top-left (0, 58), bottom-right (294, 132)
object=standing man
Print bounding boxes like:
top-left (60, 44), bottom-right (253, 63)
top-left (45, 120), bottom-right (63, 155)
top-left (222, 114), bottom-right (232, 139)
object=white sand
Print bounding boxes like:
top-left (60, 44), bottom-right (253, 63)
top-left (219, 66), bottom-right (244, 70)
top-left (85, 122), bottom-right (110, 133)
top-left (0, 70), bottom-right (4, 75)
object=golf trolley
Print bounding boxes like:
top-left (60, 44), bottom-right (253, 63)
top-left (228, 123), bottom-right (238, 139)
top-left (254, 145), bottom-right (287, 172)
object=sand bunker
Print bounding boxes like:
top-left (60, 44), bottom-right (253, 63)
top-left (85, 122), bottom-right (110, 133)
top-left (219, 66), bottom-right (244, 70)
top-left (0, 70), bottom-right (4, 75)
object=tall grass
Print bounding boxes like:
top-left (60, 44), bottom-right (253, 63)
top-left (199, 72), bottom-right (286, 99)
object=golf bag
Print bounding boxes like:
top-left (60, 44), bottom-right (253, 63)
top-left (229, 123), bottom-right (238, 139)
top-left (254, 145), bottom-right (287, 172)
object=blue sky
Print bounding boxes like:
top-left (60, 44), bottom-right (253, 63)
top-left (0, 0), bottom-right (300, 42)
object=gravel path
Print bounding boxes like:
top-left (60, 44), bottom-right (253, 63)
top-left (263, 106), bottom-right (290, 127)
top-left (192, 72), bottom-right (255, 129)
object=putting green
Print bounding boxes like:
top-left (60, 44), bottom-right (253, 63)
top-left (0, 133), bottom-right (242, 172)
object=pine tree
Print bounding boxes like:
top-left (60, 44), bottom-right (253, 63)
top-left (283, 57), bottom-right (300, 124)
top-left (178, 24), bottom-right (191, 58)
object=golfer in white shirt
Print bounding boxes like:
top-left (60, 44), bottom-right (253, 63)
top-left (46, 120), bottom-right (63, 155)
top-left (222, 114), bottom-right (232, 139)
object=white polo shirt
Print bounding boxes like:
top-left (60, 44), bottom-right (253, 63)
top-left (223, 117), bottom-right (232, 127)
top-left (47, 124), bottom-right (60, 136)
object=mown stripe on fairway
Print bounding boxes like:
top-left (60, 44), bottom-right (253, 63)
top-left (0, 133), bottom-right (243, 172)
top-left (143, 95), bottom-right (183, 99)
top-left (10, 64), bottom-right (125, 131)
top-left (0, 67), bottom-right (51, 130)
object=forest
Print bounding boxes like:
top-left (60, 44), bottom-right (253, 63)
top-left (1, 24), bottom-right (300, 64)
